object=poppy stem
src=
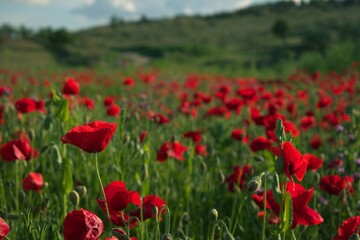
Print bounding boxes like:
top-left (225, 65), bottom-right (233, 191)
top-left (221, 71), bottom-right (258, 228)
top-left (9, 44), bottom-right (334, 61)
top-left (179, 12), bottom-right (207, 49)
top-left (95, 153), bottom-right (111, 221)
top-left (231, 193), bottom-right (249, 235)
top-left (262, 174), bottom-right (267, 240)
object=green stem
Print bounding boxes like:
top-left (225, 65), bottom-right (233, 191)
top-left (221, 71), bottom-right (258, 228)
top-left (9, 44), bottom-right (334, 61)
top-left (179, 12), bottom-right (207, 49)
top-left (262, 174), bottom-right (267, 240)
top-left (95, 153), bottom-right (111, 221)
top-left (231, 194), bottom-right (249, 235)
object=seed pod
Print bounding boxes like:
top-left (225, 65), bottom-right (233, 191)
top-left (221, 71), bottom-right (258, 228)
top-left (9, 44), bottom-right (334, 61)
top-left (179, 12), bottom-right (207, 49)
top-left (247, 176), bottom-right (262, 193)
top-left (112, 228), bottom-right (130, 240)
top-left (18, 190), bottom-right (26, 204)
top-left (7, 213), bottom-right (19, 220)
top-left (69, 190), bottom-right (80, 206)
top-left (208, 209), bottom-right (218, 222)
top-left (75, 185), bottom-right (87, 198)
top-left (349, 234), bottom-right (360, 240)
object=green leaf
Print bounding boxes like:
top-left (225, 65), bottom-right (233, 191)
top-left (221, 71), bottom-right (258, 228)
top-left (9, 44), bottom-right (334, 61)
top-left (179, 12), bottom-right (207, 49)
top-left (275, 119), bottom-right (286, 142)
top-left (55, 99), bottom-right (69, 122)
top-left (272, 173), bottom-right (282, 204)
top-left (281, 192), bottom-right (293, 232)
top-left (62, 157), bottom-right (73, 194)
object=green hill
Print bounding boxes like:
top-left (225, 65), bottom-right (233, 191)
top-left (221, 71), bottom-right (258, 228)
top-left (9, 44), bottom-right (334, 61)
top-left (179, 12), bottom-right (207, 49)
top-left (1, 1), bottom-right (360, 76)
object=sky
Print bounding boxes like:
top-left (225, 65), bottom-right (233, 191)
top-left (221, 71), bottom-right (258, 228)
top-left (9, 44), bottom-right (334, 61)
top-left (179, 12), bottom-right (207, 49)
top-left (0, 0), bottom-right (287, 31)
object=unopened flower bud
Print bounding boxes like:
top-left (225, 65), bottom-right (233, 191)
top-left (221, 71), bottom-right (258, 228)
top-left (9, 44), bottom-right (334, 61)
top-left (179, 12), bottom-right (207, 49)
top-left (247, 173), bottom-right (264, 193)
top-left (161, 233), bottom-right (172, 240)
top-left (112, 228), bottom-right (129, 240)
top-left (18, 190), bottom-right (26, 204)
top-left (152, 206), bottom-right (159, 221)
top-left (7, 213), bottom-right (19, 220)
top-left (349, 233), bottom-right (360, 240)
top-left (75, 185), bottom-right (87, 198)
top-left (208, 208), bottom-right (218, 222)
top-left (356, 201), bottom-right (360, 212)
top-left (69, 190), bottom-right (80, 206)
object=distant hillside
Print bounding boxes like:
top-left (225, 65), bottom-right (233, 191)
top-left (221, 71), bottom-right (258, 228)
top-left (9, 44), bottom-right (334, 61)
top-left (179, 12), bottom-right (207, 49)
top-left (1, 0), bottom-right (359, 75)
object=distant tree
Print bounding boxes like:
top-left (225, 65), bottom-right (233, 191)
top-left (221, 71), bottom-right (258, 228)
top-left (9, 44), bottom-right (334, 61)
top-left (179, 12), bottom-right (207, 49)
top-left (139, 15), bottom-right (149, 23)
top-left (301, 27), bottom-right (330, 56)
top-left (110, 15), bottom-right (123, 29)
top-left (34, 27), bottom-right (73, 49)
top-left (47, 28), bottom-right (73, 48)
top-left (18, 25), bottom-right (33, 39)
top-left (0, 23), bottom-right (16, 42)
top-left (272, 18), bottom-right (290, 42)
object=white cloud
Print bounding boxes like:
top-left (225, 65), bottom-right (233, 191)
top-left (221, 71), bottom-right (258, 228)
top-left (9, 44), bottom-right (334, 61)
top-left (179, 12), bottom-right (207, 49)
top-left (72, 0), bottom-right (259, 21)
top-left (111, 0), bottom-right (136, 12)
top-left (13, 0), bottom-right (49, 5)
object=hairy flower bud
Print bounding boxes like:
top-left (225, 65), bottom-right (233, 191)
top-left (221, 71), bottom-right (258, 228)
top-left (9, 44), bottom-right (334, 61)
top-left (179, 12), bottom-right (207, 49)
top-left (208, 208), bottom-right (218, 222)
top-left (75, 185), bottom-right (87, 198)
top-left (69, 190), bottom-right (80, 207)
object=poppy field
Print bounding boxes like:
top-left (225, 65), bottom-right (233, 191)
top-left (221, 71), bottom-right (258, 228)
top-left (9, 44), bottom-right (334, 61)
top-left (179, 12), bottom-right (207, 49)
top-left (0, 65), bottom-right (360, 240)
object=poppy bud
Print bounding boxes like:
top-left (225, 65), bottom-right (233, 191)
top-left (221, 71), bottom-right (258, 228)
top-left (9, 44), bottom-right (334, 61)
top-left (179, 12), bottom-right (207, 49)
top-left (69, 190), bottom-right (80, 206)
top-left (356, 201), bottom-right (360, 212)
top-left (247, 178), bottom-right (262, 193)
top-left (181, 212), bottom-right (190, 225)
top-left (7, 213), bottom-right (19, 220)
top-left (112, 228), bottom-right (129, 240)
top-left (152, 206), bottom-right (159, 221)
top-left (27, 129), bottom-right (35, 141)
top-left (349, 234), bottom-right (360, 240)
top-left (162, 233), bottom-right (173, 240)
top-left (75, 185), bottom-right (87, 198)
top-left (18, 190), bottom-right (26, 204)
top-left (218, 171), bottom-right (225, 184)
top-left (208, 209), bottom-right (218, 222)
top-left (253, 155), bottom-right (264, 162)
top-left (247, 173), bottom-right (264, 193)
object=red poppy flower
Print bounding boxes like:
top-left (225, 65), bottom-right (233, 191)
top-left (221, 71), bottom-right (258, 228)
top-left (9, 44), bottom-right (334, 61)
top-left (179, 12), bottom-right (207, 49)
top-left (317, 95), bottom-right (332, 108)
top-left (206, 106), bottom-right (231, 118)
top-left (63, 208), bottom-right (103, 240)
top-left (231, 129), bottom-right (248, 143)
top-left (302, 154), bottom-right (323, 171)
top-left (0, 217), bottom-right (10, 240)
top-left (83, 98), bottom-right (95, 110)
top-left (0, 86), bottom-right (12, 97)
top-left (0, 134), bottom-right (38, 161)
top-left (250, 136), bottom-right (272, 152)
top-left (15, 98), bottom-right (37, 113)
top-left (62, 77), bottom-right (80, 95)
top-left (184, 130), bottom-right (202, 143)
top-left (320, 175), bottom-right (354, 195)
top-left (195, 144), bottom-right (208, 156)
top-left (130, 195), bottom-right (166, 221)
top-left (310, 134), bottom-right (322, 149)
top-left (300, 116), bottom-right (315, 131)
top-left (22, 172), bottom-right (43, 192)
top-left (251, 191), bottom-right (270, 209)
top-left (225, 164), bottom-right (252, 192)
top-left (61, 121), bottom-right (117, 153)
top-left (334, 216), bottom-right (360, 240)
top-left (107, 104), bottom-right (121, 117)
top-left (267, 182), bottom-right (323, 228)
top-left (152, 113), bottom-right (170, 125)
top-left (103, 97), bottom-right (114, 106)
top-left (97, 181), bottom-right (141, 227)
top-left (123, 77), bottom-right (135, 87)
top-left (156, 141), bottom-right (188, 162)
top-left (327, 159), bottom-right (343, 169)
top-left (282, 142), bottom-right (307, 181)
top-left (139, 131), bottom-right (148, 143)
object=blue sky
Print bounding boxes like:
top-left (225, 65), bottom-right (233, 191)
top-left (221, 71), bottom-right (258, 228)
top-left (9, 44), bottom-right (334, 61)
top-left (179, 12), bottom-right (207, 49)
top-left (0, 0), bottom-right (288, 31)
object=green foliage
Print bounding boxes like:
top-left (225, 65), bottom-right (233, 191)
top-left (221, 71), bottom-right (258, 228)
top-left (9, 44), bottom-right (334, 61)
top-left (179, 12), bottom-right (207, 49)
top-left (272, 19), bottom-right (290, 40)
